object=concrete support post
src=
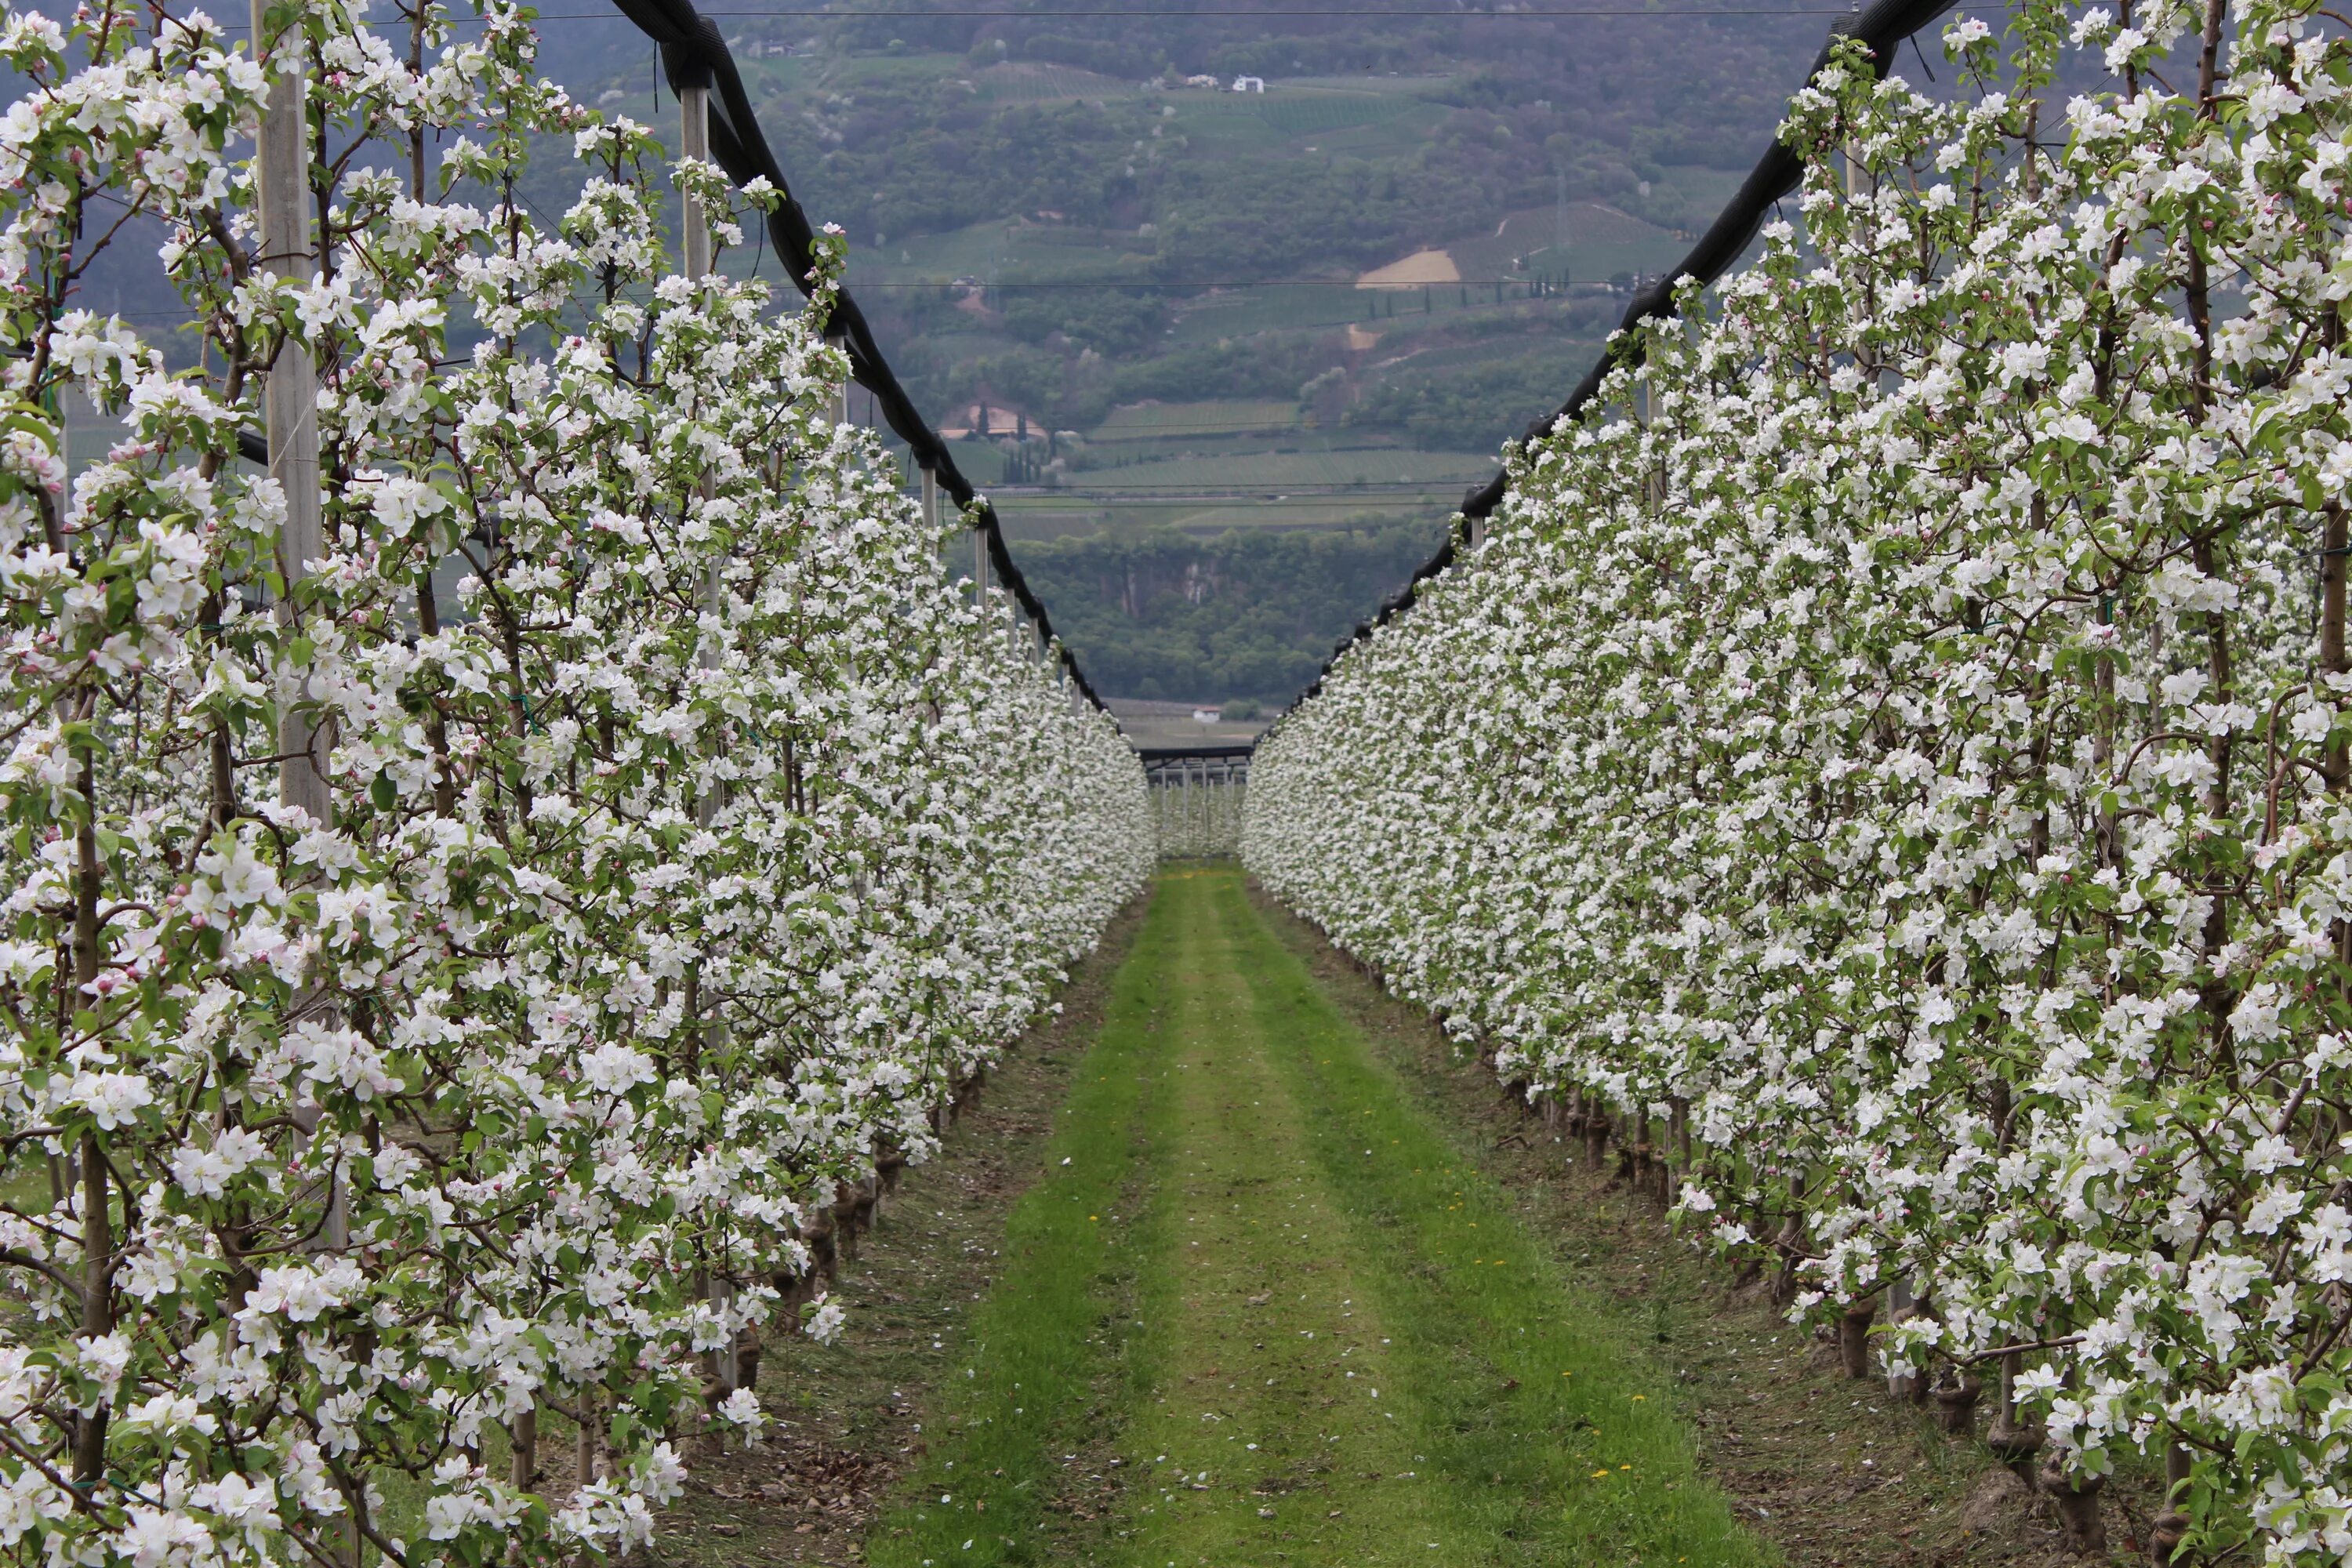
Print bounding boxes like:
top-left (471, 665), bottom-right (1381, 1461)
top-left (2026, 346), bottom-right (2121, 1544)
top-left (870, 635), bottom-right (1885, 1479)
top-left (681, 85), bottom-right (710, 279)
top-left (255, 0), bottom-right (327, 831)
top-left (255, 1), bottom-right (350, 1336)
top-left (678, 79), bottom-right (738, 1411)
top-left (681, 82), bottom-right (717, 698)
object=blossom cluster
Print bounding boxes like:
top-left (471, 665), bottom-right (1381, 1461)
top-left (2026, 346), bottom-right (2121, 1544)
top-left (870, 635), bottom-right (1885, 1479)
top-left (0, 3), bottom-right (1149, 1566)
top-left (1247, 0), bottom-right (2352, 1555)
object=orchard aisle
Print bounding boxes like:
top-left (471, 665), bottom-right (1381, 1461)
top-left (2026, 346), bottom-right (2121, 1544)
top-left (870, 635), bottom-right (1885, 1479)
top-left (869, 869), bottom-right (1769, 1567)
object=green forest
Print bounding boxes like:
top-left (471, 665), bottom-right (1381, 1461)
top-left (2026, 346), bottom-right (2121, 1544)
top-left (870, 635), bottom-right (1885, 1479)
top-left (1015, 524), bottom-right (1440, 700)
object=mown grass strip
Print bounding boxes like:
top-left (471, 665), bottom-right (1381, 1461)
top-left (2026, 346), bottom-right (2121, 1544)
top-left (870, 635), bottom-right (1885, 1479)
top-left (1210, 871), bottom-right (1775, 1566)
top-left (864, 889), bottom-right (1178, 1567)
top-left (869, 869), bottom-right (1773, 1567)
top-left (1105, 870), bottom-right (1439, 1565)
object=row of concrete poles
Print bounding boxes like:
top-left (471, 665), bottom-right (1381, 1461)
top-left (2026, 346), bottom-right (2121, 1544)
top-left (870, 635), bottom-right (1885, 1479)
top-left (1145, 753), bottom-right (1249, 859)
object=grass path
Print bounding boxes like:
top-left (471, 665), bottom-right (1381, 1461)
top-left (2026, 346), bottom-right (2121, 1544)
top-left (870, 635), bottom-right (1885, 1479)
top-left (868, 869), bottom-right (1771, 1566)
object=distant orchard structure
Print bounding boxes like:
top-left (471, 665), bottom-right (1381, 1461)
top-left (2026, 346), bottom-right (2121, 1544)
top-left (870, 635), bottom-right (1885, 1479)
top-left (1231, 74), bottom-right (1265, 93)
top-left (1142, 745), bottom-right (1250, 860)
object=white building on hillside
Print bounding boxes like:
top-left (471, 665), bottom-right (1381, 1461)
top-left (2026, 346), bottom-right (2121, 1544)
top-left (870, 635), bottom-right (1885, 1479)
top-left (1231, 74), bottom-right (1265, 93)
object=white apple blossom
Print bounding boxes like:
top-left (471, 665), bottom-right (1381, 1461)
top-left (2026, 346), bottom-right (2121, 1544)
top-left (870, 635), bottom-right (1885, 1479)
top-left (0, 2), bottom-right (1150, 1566)
top-left (1247, 2), bottom-right (2352, 1556)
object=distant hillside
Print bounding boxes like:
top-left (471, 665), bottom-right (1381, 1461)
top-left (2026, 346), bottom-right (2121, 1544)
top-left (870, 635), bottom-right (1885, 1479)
top-left (589, 9), bottom-right (1841, 576)
top-left (735, 4), bottom-right (1829, 250)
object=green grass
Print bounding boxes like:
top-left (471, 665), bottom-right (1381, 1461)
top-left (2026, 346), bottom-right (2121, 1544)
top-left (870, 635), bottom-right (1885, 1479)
top-left (1218, 870), bottom-right (1771, 1563)
top-left (1103, 871), bottom-right (1443, 1564)
top-left (864, 869), bottom-right (1773, 1566)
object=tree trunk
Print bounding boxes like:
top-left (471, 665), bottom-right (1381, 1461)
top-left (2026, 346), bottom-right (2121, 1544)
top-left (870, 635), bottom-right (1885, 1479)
top-left (1933, 1374), bottom-right (1980, 1436)
top-left (1667, 1096), bottom-right (1690, 1200)
top-left (1837, 1300), bottom-right (1877, 1380)
top-left (2149, 1441), bottom-right (2193, 1564)
top-left (510, 1406), bottom-right (538, 1490)
top-left (1886, 1278), bottom-right (1918, 1400)
top-left (574, 1388), bottom-right (599, 1488)
top-left (71, 745), bottom-right (110, 1488)
top-left (2039, 1456), bottom-right (2107, 1556)
top-left (1986, 1352), bottom-right (2046, 1481)
top-left (72, 1130), bottom-right (110, 1486)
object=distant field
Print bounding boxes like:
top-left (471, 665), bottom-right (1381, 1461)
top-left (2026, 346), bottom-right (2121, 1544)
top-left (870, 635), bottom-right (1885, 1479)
top-left (1662, 163), bottom-right (1750, 216)
top-left (599, 60), bottom-right (1714, 565)
top-left (1302, 103), bottom-right (1452, 156)
top-left (1058, 447), bottom-right (1490, 491)
top-left (991, 493), bottom-right (1466, 543)
top-left (1453, 209), bottom-right (1696, 285)
top-left (1171, 96), bottom-right (1297, 154)
top-left (1447, 202), bottom-right (1670, 271)
top-left (971, 61), bottom-right (1139, 101)
top-left (1255, 91), bottom-right (1415, 136)
top-left (1358, 249), bottom-right (1459, 289)
top-left (1383, 332), bottom-right (1602, 376)
top-left (1163, 285), bottom-right (1381, 343)
top-left (1091, 400), bottom-right (1301, 441)
top-left (1514, 238), bottom-right (1693, 285)
top-left (1281, 74), bottom-right (1461, 93)
top-left (792, 50), bottom-right (968, 89)
top-left (982, 441), bottom-right (1488, 540)
top-left (848, 219), bottom-right (1156, 286)
top-left (1160, 78), bottom-right (1450, 156)
top-left (844, 191), bottom-right (1700, 298)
